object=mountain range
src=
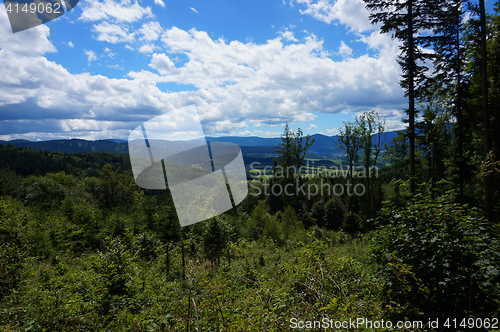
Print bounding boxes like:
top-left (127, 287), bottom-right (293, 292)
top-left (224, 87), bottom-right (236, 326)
top-left (0, 132), bottom-right (399, 159)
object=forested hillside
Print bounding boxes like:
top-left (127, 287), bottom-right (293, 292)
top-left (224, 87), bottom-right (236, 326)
top-left (1, 0), bottom-right (500, 331)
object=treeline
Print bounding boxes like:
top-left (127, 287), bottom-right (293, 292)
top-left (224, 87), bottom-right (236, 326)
top-left (0, 144), bottom-right (131, 177)
top-left (362, 0), bottom-right (500, 222)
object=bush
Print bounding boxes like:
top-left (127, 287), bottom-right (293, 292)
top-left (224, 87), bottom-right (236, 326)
top-left (24, 176), bottom-right (66, 209)
top-left (370, 191), bottom-right (500, 319)
top-left (201, 217), bottom-right (234, 262)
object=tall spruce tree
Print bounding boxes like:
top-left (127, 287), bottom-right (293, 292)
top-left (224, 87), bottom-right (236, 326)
top-left (364, 0), bottom-right (440, 193)
top-left (479, 0), bottom-right (493, 222)
top-left (429, 0), bottom-right (468, 197)
top-left (275, 123), bottom-right (294, 178)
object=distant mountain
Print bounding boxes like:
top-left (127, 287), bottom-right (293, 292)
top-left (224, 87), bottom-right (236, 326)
top-left (0, 139), bottom-right (129, 154)
top-left (0, 131), bottom-right (400, 158)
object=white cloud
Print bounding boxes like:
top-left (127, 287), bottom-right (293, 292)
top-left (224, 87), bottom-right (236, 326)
top-left (84, 50), bottom-right (97, 63)
top-left (0, 7), bottom-right (56, 56)
top-left (125, 45), bottom-right (134, 50)
top-left (139, 21), bottom-right (163, 41)
top-left (308, 123), bottom-right (318, 130)
top-left (138, 44), bottom-right (159, 54)
top-left (154, 0), bottom-right (165, 7)
top-left (238, 130), bottom-right (281, 138)
top-left (295, 0), bottom-right (373, 33)
top-left (127, 26), bottom-right (402, 134)
top-left (68, 41), bottom-right (74, 47)
top-left (326, 128), bottom-right (338, 135)
top-left (92, 22), bottom-right (136, 43)
top-left (279, 29), bottom-right (298, 42)
top-left (0, 17), bottom-right (405, 140)
top-left (79, 0), bottom-right (153, 23)
top-left (149, 53), bottom-right (176, 74)
top-left (104, 47), bottom-right (116, 58)
top-left (190, 7), bottom-right (198, 14)
top-left (337, 41), bottom-right (352, 57)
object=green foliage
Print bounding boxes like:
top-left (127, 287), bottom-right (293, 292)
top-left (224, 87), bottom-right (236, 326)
top-left (1, 145), bottom-right (499, 330)
top-left (243, 200), bottom-right (270, 241)
top-left (370, 191), bottom-right (500, 319)
top-left (274, 124), bottom-right (315, 174)
top-left (24, 175), bottom-right (66, 209)
top-left (201, 217), bottom-right (234, 262)
top-left (383, 131), bottom-right (409, 181)
top-left (337, 120), bottom-right (361, 180)
top-left (95, 237), bottom-right (137, 299)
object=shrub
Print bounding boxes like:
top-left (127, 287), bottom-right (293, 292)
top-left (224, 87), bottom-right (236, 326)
top-left (201, 217), bottom-right (234, 262)
top-left (370, 191), bottom-right (500, 319)
top-left (24, 176), bottom-right (66, 209)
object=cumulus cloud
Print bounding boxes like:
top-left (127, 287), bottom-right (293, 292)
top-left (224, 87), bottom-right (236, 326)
top-left (139, 21), bottom-right (163, 41)
top-left (0, 7), bottom-right (56, 56)
top-left (84, 50), bottom-right (97, 63)
top-left (149, 53), bottom-right (176, 74)
top-left (0, 9), bottom-right (405, 140)
top-left (279, 29), bottom-right (298, 42)
top-left (130, 27), bottom-right (403, 117)
top-left (238, 130), bottom-right (281, 138)
top-left (308, 123), bottom-right (318, 130)
top-left (337, 41), bottom-right (352, 57)
top-left (92, 22), bottom-right (136, 43)
top-left (79, 0), bottom-right (153, 23)
top-left (295, 0), bottom-right (374, 33)
top-left (68, 41), bottom-right (74, 47)
top-left (154, 0), bottom-right (165, 7)
top-left (138, 44), bottom-right (159, 54)
top-left (325, 128), bottom-right (338, 135)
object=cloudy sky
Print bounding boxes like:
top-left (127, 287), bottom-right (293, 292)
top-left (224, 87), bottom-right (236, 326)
top-left (0, 0), bottom-right (493, 141)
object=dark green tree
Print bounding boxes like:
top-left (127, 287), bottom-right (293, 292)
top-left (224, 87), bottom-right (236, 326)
top-left (356, 110), bottom-right (385, 215)
top-left (428, 0), bottom-right (468, 197)
top-left (384, 131), bottom-right (409, 181)
top-left (415, 92), bottom-right (452, 190)
top-left (337, 120), bottom-right (361, 183)
top-left (364, 0), bottom-right (440, 194)
top-left (275, 124), bottom-right (294, 178)
top-left (292, 127), bottom-right (315, 171)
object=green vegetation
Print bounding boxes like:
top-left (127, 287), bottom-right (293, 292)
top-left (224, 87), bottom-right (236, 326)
top-left (0, 160), bottom-right (387, 331)
top-left (2, 0), bottom-right (500, 329)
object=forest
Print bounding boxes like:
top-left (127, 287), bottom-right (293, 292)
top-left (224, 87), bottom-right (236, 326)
top-left (1, 0), bottom-right (500, 331)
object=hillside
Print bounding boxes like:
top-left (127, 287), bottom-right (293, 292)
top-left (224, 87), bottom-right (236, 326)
top-left (0, 132), bottom-right (399, 158)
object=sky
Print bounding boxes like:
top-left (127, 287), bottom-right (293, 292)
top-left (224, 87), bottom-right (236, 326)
top-left (0, 0), bottom-right (495, 141)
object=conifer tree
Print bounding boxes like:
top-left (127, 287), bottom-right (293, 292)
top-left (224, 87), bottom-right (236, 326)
top-left (364, 0), bottom-right (440, 193)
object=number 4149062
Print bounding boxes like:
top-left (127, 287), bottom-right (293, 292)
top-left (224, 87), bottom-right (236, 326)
top-left (444, 318), bottom-right (498, 329)
top-left (5, 2), bottom-right (62, 14)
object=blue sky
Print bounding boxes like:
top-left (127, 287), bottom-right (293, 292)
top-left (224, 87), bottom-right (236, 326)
top-left (0, 0), bottom-right (496, 140)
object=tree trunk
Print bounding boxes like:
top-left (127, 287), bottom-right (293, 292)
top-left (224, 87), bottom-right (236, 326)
top-left (408, 0), bottom-right (416, 194)
top-left (480, 0), bottom-right (493, 222)
top-left (182, 242), bottom-right (186, 280)
top-left (456, 16), bottom-right (464, 199)
top-left (166, 243), bottom-right (170, 277)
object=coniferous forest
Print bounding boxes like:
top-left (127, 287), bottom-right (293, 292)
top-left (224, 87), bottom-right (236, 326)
top-left (1, 0), bottom-right (500, 331)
